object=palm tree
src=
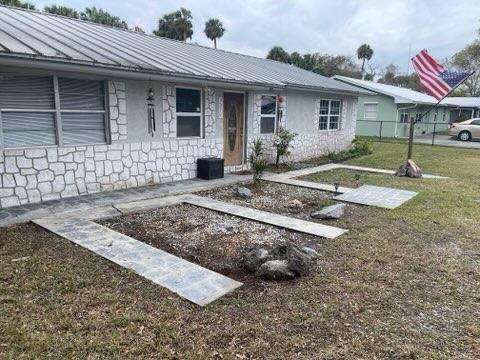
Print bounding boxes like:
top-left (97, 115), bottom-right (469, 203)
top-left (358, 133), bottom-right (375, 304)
top-left (357, 44), bottom-right (374, 79)
top-left (266, 46), bottom-right (290, 63)
top-left (154, 8), bottom-right (193, 41)
top-left (44, 5), bottom-right (79, 18)
top-left (204, 18), bottom-right (225, 49)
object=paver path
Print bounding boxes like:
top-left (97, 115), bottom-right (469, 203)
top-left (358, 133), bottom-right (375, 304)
top-left (333, 185), bottom-right (418, 209)
top-left (183, 195), bottom-right (347, 239)
top-left (33, 216), bottom-right (242, 306)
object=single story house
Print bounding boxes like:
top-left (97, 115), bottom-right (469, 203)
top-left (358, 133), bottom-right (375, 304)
top-left (0, 6), bottom-right (367, 208)
top-left (442, 97), bottom-right (480, 122)
top-left (333, 75), bottom-right (451, 138)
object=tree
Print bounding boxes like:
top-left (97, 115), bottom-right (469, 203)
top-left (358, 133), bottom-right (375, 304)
top-left (204, 18), bottom-right (225, 49)
top-left (132, 25), bottom-right (145, 33)
top-left (357, 44), bottom-right (374, 79)
top-left (44, 5), bottom-right (79, 18)
top-left (266, 46), bottom-right (290, 63)
top-left (153, 8), bottom-right (193, 41)
top-left (0, 0), bottom-right (35, 9)
top-left (273, 127), bottom-right (297, 167)
top-left (313, 54), bottom-right (362, 78)
top-left (290, 51), bottom-right (303, 68)
top-left (451, 41), bottom-right (480, 96)
top-left (80, 7), bottom-right (128, 29)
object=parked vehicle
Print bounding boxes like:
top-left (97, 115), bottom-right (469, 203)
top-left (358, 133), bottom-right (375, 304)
top-left (449, 119), bottom-right (480, 141)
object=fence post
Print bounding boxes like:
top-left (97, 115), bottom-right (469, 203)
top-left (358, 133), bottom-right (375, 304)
top-left (379, 121), bottom-right (383, 142)
top-left (431, 122), bottom-right (436, 146)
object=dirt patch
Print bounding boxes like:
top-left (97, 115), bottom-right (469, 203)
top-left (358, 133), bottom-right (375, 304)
top-left (99, 203), bottom-right (321, 280)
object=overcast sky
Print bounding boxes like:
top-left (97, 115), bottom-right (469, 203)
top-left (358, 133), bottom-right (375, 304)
top-left (34, 0), bottom-right (479, 73)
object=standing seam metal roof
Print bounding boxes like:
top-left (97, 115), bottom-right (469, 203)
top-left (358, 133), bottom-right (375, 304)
top-left (0, 5), bottom-right (369, 94)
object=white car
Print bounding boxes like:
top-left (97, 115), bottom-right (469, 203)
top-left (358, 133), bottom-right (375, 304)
top-left (449, 118), bottom-right (480, 141)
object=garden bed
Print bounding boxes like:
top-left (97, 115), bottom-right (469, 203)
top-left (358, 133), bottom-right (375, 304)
top-left (98, 203), bottom-right (321, 280)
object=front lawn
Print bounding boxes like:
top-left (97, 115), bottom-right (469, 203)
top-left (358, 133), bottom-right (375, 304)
top-left (1, 142), bottom-right (479, 359)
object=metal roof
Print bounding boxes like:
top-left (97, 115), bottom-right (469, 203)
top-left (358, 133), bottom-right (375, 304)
top-left (0, 5), bottom-right (368, 95)
top-left (441, 97), bottom-right (480, 108)
top-left (333, 75), bottom-right (444, 105)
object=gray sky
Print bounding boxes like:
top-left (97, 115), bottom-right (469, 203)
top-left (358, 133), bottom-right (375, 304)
top-left (35, 0), bottom-right (479, 73)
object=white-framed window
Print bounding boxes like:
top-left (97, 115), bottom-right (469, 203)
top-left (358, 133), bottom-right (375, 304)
top-left (319, 99), bottom-right (341, 130)
top-left (364, 102), bottom-right (378, 120)
top-left (400, 113), bottom-right (409, 123)
top-left (176, 87), bottom-right (202, 138)
top-left (260, 94), bottom-right (277, 134)
top-left (415, 113), bottom-right (422, 122)
top-left (0, 73), bottom-right (108, 149)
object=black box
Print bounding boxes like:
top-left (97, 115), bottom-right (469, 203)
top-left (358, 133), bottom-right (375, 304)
top-left (197, 157), bottom-right (224, 180)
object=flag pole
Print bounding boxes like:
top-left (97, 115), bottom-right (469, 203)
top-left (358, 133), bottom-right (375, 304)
top-left (400, 70), bottom-right (476, 177)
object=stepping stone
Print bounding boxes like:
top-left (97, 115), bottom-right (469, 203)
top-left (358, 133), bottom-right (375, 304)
top-left (333, 185), bottom-right (417, 209)
top-left (311, 203), bottom-right (346, 219)
top-left (33, 217), bottom-right (242, 306)
top-left (182, 195), bottom-right (347, 239)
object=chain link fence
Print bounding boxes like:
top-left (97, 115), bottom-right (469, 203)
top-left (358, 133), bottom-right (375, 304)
top-left (357, 119), bottom-right (451, 146)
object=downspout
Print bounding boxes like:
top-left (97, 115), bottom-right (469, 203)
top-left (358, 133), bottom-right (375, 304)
top-left (396, 104), bottom-right (418, 138)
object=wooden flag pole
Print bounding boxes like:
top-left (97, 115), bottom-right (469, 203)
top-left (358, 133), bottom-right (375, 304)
top-left (396, 70), bottom-right (476, 178)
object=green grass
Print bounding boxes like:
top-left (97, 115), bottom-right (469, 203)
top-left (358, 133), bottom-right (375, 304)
top-left (1, 141), bottom-right (480, 359)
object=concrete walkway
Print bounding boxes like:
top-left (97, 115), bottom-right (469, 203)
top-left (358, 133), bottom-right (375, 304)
top-left (0, 174), bottom-right (250, 227)
top-left (183, 195), bottom-right (347, 239)
top-left (33, 216), bottom-right (242, 306)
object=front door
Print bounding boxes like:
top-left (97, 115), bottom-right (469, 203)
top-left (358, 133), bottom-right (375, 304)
top-left (223, 92), bottom-right (244, 166)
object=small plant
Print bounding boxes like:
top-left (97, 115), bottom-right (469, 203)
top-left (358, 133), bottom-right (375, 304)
top-left (250, 138), bottom-right (268, 187)
top-left (273, 127), bottom-right (297, 167)
top-left (352, 137), bottom-right (373, 155)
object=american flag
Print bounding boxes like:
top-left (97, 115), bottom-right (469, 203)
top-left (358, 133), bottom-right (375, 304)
top-left (411, 49), bottom-right (470, 100)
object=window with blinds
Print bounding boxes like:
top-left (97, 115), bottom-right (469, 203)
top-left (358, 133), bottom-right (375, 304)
top-left (0, 73), bottom-right (108, 149)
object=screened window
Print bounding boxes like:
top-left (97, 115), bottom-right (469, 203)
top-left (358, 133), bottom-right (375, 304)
top-left (400, 113), bottom-right (409, 123)
top-left (364, 103), bottom-right (378, 120)
top-left (260, 95), bottom-right (277, 134)
top-left (176, 88), bottom-right (202, 138)
top-left (319, 99), bottom-right (341, 130)
top-left (415, 113), bottom-right (422, 122)
top-left (0, 73), bottom-right (107, 148)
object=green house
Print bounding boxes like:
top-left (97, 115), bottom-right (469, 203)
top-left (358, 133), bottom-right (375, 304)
top-left (333, 76), bottom-right (451, 138)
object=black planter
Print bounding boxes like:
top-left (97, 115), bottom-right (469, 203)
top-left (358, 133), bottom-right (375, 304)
top-left (197, 157), bottom-right (224, 180)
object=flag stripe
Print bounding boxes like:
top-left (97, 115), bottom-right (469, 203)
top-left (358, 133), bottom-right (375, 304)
top-left (412, 58), bottom-right (449, 92)
top-left (419, 50), bottom-right (444, 74)
top-left (417, 52), bottom-right (441, 75)
top-left (412, 61), bottom-right (447, 98)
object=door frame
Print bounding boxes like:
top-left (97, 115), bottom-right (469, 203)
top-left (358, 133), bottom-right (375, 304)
top-left (223, 90), bottom-right (246, 165)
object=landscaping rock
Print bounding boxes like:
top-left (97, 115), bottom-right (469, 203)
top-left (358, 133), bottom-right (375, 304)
top-left (236, 186), bottom-right (252, 198)
top-left (395, 159), bottom-right (423, 178)
top-left (243, 248), bottom-right (270, 272)
top-left (255, 260), bottom-right (295, 280)
top-left (301, 246), bottom-right (320, 259)
top-left (287, 244), bottom-right (313, 276)
top-left (286, 199), bottom-right (304, 209)
top-left (310, 203), bottom-right (346, 220)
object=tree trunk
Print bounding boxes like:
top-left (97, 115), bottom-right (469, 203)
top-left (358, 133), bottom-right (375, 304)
top-left (214, 38), bottom-right (217, 49)
top-left (361, 58), bottom-right (366, 79)
top-left (275, 153), bottom-right (280, 167)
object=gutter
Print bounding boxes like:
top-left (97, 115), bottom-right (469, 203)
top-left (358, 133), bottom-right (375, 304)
top-left (395, 104), bottom-right (417, 138)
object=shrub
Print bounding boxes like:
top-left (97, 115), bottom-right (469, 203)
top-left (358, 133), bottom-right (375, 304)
top-left (327, 138), bottom-right (373, 162)
top-left (273, 127), bottom-right (297, 166)
top-left (250, 138), bottom-right (268, 187)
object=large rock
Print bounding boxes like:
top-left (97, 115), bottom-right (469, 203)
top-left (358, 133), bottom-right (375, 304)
top-left (243, 248), bottom-right (270, 272)
top-left (395, 159), bottom-right (423, 178)
top-left (236, 186), bottom-right (252, 198)
top-left (287, 244), bottom-right (313, 276)
top-left (255, 260), bottom-right (295, 280)
top-left (310, 203), bottom-right (346, 220)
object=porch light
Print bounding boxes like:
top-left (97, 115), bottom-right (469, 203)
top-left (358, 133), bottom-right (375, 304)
top-left (147, 87), bottom-right (155, 101)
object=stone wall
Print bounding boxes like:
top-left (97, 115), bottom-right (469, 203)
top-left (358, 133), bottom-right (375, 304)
top-left (109, 81), bottom-right (127, 142)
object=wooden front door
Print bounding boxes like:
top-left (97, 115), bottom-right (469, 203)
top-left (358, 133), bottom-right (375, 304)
top-left (223, 92), bottom-right (244, 166)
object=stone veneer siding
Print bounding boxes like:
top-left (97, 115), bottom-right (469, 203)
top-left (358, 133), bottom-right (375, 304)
top-left (0, 82), bottom-right (356, 208)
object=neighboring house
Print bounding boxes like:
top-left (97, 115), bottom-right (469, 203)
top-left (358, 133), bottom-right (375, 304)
top-left (333, 76), bottom-right (451, 138)
top-left (0, 6), bottom-right (367, 208)
top-left (443, 97), bottom-right (480, 122)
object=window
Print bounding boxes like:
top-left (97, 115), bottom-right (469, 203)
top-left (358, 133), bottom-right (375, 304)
top-left (471, 119), bottom-right (480, 125)
top-left (415, 113), bottom-right (422, 122)
top-left (400, 113), bottom-right (409, 123)
top-left (319, 99), bottom-right (341, 130)
top-left (260, 95), bottom-right (277, 134)
top-left (364, 103), bottom-right (378, 120)
top-left (0, 73), bottom-right (107, 148)
top-left (176, 88), bottom-right (202, 137)
top-left (147, 103), bottom-right (156, 136)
